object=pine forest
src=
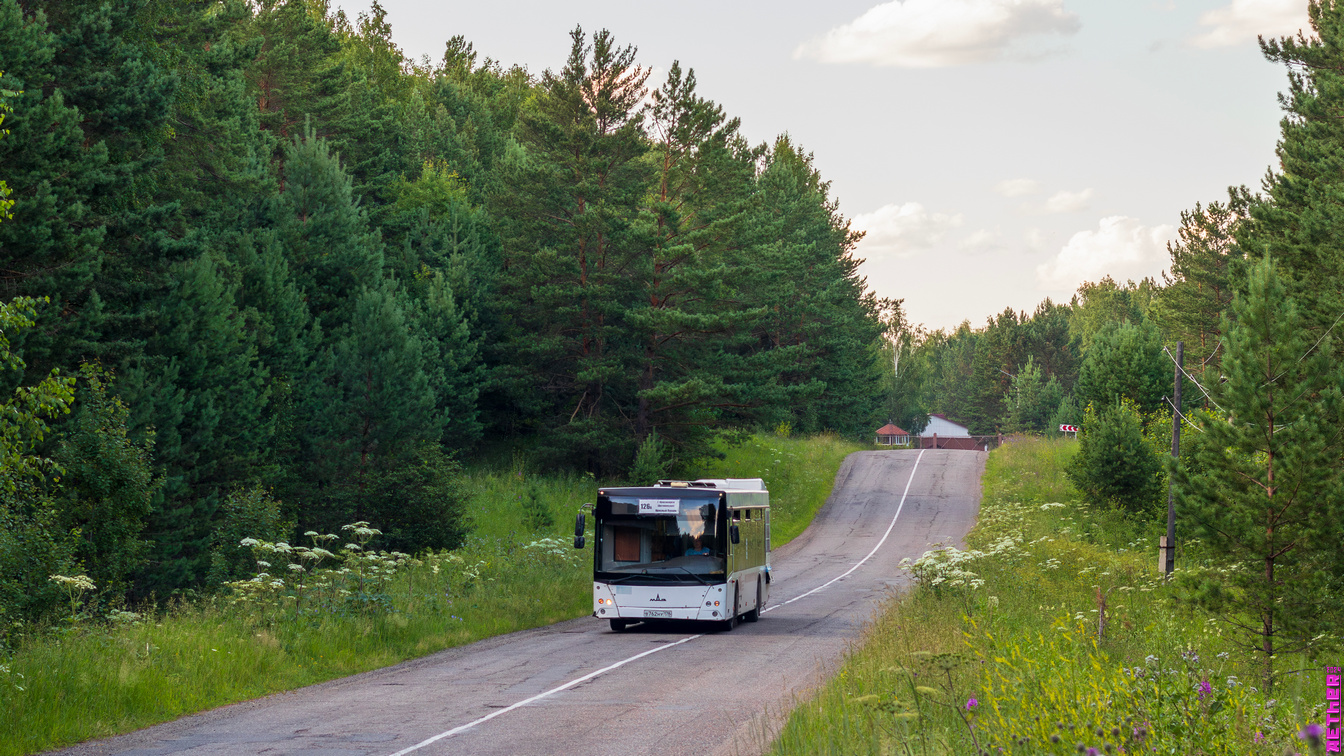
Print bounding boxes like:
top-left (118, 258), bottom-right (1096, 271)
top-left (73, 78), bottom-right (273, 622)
top-left (1, 0), bottom-right (1342, 668)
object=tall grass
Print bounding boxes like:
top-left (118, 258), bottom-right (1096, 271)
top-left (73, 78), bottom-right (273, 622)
top-left (769, 438), bottom-right (1326, 756)
top-left (0, 432), bottom-right (859, 756)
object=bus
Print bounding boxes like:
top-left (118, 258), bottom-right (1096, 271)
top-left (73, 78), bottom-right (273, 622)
top-left (574, 478), bottom-right (770, 631)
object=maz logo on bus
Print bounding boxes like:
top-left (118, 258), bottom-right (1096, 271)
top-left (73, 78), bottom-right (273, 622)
top-left (650, 595), bottom-right (667, 602)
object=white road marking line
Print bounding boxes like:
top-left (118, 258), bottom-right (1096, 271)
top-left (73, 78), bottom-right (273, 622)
top-left (762, 447), bottom-right (924, 613)
top-left (388, 449), bottom-right (925, 754)
top-left (388, 634), bottom-right (702, 756)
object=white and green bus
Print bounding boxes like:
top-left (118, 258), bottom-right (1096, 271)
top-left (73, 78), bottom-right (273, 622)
top-left (575, 478), bottom-right (770, 632)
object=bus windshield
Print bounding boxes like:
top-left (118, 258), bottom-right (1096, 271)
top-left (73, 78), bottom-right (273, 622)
top-left (598, 496), bottom-right (723, 577)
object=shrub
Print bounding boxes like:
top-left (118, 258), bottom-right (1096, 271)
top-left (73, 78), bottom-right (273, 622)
top-left (50, 365), bottom-right (159, 598)
top-left (1066, 400), bottom-right (1163, 515)
top-left (206, 485), bottom-right (290, 586)
top-left (629, 431), bottom-right (673, 484)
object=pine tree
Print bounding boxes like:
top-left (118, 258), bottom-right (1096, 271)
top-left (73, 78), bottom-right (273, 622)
top-left (302, 284), bottom-right (441, 530)
top-left (0, 1), bottom-right (113, 370)
top-left (746, 136), bottom-right (883, 436)
top-left (269, 125), bottom-right (385, 327)
top-left (1151, 201), bottom-right (1244, 383)
top-left (630, 61), bottom-right (765, 460)
top-left (1075, 319), bottom-right (1169, 414)
top-left (1067, 399), bottom-right (1164, 514)
top-left (1172, 257), bottom-right (1344, 690)
top-left (930, 323), bottom-right (979, 427)
top-left (1005, 356), bottom-right (1063, 433)
top-left (386, 162), bottom-right (495, 447)
top-left (1242, 3), bottom-right (1344, 349)
top-left (121, 251), bottom-right (270, 593)
top-left (965, 308), bottom-right (1024, 433)
top-left (496, 27), bottom-right (652, 473)
top-left (1021, 298), bottom-right (1078, 390)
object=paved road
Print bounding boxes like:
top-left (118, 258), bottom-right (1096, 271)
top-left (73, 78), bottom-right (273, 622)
top-left (52, 449), bottom-right (985, 756)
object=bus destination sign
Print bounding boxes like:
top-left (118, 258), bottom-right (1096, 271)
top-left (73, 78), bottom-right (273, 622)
top-left (638, 499), bottom-right (681, 514)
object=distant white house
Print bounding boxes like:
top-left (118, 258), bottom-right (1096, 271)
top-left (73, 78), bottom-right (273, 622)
top-left (921, 414), bottom-right (971, 438)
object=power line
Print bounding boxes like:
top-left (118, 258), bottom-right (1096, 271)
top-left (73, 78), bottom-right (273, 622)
top-left (1259, 307), bottom-right (1344, 388)
top-left (1163, 345), bottom-right (1223, 412)
top-left (1164, 396), bottom-right (1205, 433)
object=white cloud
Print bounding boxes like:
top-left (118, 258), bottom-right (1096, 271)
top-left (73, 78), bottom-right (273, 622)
top-left (958, 229), bottom-right (1001, 251)
top-left (994, 178), bottom-right (1041, 197)
top-left (852, 202), bottom-right (963, 259)
top-left (794, 0), bottom-right (1081, 68)
top-left (1036, 216), bottom-right (1175, 289)
top-left (1190, 0), bottom-right (1308, 49)
top-left (1024, 227), bottom-right (1048, 252)
top-left (1042, 188), bottom-right (1094, 214)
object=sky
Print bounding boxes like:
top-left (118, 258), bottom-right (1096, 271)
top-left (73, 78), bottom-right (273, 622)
top-left (336, 0), bottom-right (1310, 331)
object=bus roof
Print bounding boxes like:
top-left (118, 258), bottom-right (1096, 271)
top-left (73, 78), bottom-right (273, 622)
top-left (597, 478), bottom-right (768, 498)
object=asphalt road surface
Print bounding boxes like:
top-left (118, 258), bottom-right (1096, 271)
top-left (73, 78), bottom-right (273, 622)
top-left (51, 449), bottom-right (985, 756)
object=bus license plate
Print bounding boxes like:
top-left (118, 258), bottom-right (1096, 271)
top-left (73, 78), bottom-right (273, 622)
top-left (643, 609), bottom-right (672, 618)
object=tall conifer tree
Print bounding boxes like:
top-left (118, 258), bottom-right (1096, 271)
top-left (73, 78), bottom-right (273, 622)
top-left (1173, 258), bottom-right (1344, 690)
top-left (497, 27), bottom-right (651, 472)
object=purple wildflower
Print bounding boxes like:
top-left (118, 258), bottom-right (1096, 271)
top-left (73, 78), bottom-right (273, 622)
top-left (1197, 680), bottom-right (1212, 700)
top-left (965, 697), bottom-right (978, 710)
top-left (1086, 748), bottom-right (1100, 756)
top-left (1254, 731), bottom-right (1265, 744)
top-left (1299, 724), bottom-right (1324, 746)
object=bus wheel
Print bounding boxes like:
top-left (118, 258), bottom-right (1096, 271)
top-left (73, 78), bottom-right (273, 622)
top-left (721, 612), bottom-right (737, 632)
top-left (609, 619), bottom-right (628, 632)
top-left (744, 582), bottom-right (761, 623)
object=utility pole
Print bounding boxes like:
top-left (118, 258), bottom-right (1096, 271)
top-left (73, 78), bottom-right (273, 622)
top-left (1162, 341), bottom-right (1183, 577)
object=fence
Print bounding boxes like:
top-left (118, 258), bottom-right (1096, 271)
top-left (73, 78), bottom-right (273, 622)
top-left (918, 434), bottom-right (1002, 451)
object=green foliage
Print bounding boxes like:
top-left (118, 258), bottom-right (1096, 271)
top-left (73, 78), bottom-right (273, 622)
top-left (0, 297), bottom-right (74, 493)
top-left (771, 438), bottom-right (1324, 756)
top-left (1172, 257), bottom-right (1344, 688)
top-left (1066, 400), bottom-right (1164, 515)
top-left (1069, 277), bottom-right (1150, 352)
top-left (1243, 2), bottom-right (1344, 349)
top-left (0, 296), bottom-right (77, 626)
top-left (1150, 201), bottom-right (1244, 385)
top-left (520, 485), bottom-right (555, 533)
top-left (628, 431), bottom-right (674, 485)
top-left (1004, 356), bottom-right (1064, 433)
top-left (51, 365), bottom-right (159, 598)
top-left (350, 443), bottom-right (469, 554)
top-left (205, 485), bottom-right (290, 586)
top-left (0, 5), bottom-right (891, 604)
top-left (0, 433), bottom-right (854, 754)
top-left (1075, 319), bottom-right (1169, 414)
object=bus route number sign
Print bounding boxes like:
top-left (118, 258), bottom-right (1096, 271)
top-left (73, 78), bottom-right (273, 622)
top-left (639, 499), bottom-right (681, 514)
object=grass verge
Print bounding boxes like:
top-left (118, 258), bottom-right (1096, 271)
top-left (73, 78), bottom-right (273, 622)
top-left (0, 432), bottom-right (861, 756)
top-left (768, 438), bottom-right (1327, 756)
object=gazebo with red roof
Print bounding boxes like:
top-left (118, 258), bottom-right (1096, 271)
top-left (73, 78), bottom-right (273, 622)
top-left (875, 423), bottom-right (910, 446)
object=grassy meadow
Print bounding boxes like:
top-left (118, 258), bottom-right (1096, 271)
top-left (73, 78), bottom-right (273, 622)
top-left (769, 438), bottom-right (1328, 756)
top-left (0, 432), bottom-right (862, 756)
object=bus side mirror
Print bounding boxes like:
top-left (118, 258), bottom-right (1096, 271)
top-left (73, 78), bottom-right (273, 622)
top-left (574, 513), bottom-right (586, 549)
top-left (729, 525), bottom-right (740, 545)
